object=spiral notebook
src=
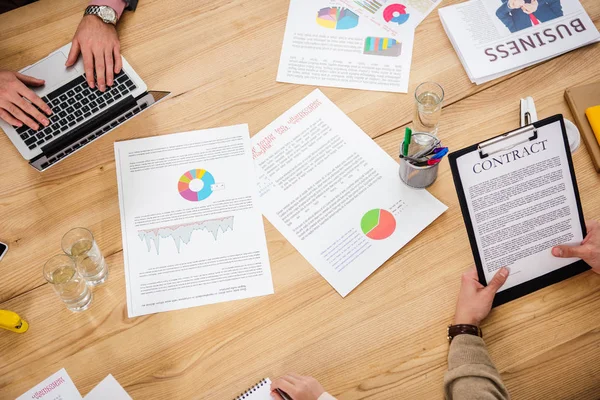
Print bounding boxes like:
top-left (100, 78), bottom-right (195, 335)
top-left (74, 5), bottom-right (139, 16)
top-left (234, 378), bottom-right (272, 400)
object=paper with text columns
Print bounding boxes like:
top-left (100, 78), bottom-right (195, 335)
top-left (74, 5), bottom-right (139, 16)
top-left (252, 89), bottom-right (447, 296)
top-left (115, 125), bottom-right (273, 317)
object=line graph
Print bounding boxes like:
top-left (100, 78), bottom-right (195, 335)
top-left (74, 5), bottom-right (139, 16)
top-left (138, 216), bottom-right (234, 255)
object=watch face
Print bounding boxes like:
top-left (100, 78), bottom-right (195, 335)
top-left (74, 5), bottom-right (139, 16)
top-left (100, 7), bottom-right (116, 22)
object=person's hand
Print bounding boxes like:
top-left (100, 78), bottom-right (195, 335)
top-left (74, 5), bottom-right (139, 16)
top-left (0, 70), bottom-right (51, 130)
top-left (271, 374), bottom-right (326, 400)
top-left (552, 220), bottom-right (600, 274)
top-left (521, 0), bottom-right (538, 14)
top-left (508, 0), bottom-right (525, 9)
top-left (453, 267), bottom-right (510, 327)
top-left (66, 15), bottom-right (122, 92)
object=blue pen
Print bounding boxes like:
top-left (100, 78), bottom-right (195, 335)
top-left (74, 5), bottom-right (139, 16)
top-left (431, 147), bottom-right (449, 160)
top-left (433, 146), bottom-right (448, 154)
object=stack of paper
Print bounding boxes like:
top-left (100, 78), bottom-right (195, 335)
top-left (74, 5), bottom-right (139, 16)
top-left (439, 0), bottom-right (600, 84)
top-left (277, 0), bottom-right (442, 93)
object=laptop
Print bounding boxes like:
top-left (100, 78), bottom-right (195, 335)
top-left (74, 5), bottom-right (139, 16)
top-left (0, 43), bottom-right (170, 171)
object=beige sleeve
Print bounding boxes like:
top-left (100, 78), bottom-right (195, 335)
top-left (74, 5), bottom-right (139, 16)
top-left (318, 393), bottom-right (337, 400)
top-left (444, 334), bottom-right (510, 400)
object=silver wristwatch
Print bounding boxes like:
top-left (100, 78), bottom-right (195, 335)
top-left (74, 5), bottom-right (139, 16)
top-left (84, 5), bottom-right (118, 25)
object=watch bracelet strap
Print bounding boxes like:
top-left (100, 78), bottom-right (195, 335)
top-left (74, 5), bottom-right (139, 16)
top-left (447, 324), bottom-right (482, 342)
top-left (84, 5), bottom-right (102, 16)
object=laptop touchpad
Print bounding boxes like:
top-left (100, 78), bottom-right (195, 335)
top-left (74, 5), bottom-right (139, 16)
top-left (21, 51), bottom-right (84, 97)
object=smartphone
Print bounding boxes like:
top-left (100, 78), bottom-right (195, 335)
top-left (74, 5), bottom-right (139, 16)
top-left (0, 242), bottom-right (7, 262)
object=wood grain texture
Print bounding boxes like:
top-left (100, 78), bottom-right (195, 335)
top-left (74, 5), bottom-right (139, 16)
top-left (0, 0), bottom-right (599, 398)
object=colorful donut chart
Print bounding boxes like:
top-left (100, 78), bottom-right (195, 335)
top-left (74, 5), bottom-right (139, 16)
top-left (178, 169), bottom-right (215, 202)
top-left (383, 4), bottom-right (410, 25)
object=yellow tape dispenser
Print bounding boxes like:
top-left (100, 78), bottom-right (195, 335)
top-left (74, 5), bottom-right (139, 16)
top-left (0, 310), bottom-right (29, 333)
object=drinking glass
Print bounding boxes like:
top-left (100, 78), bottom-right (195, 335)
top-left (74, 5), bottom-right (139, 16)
top-left (414, 82), bottom-right (444, 143)
top-left (44, 255), bottom-right (93, 312)
top-left (62, 228), bottom-right (108, 286)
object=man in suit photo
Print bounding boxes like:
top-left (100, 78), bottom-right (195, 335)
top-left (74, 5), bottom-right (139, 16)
top-left (496, 0), bottom-right (563, 33)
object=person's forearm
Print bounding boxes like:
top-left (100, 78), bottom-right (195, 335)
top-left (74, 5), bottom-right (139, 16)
top-left (88, 0), bottom-right (127, 19)
top-left (444, 335), bottom-right (510, 400)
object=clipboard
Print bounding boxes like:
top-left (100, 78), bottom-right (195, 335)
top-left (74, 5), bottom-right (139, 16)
top-left (449, 114), bottom-right (590, 307)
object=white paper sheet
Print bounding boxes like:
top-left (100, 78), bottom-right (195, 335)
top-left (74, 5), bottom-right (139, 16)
top-left (339, 0), bottom-right (443, 29)
top-left (84, 375), bottom-right (131, 400)
top-left (115, 125), bottom-right (273, 317)
top-left (439, 0), bottom-right (600, 84)
top-left (454, 119), bottom-right (583, 291)
top-left (276, 0), bottom-right (415, 93)
top-left (252, 89), bottom-right (447, 296)
top-left (17, 369), bottom-right (82, 400)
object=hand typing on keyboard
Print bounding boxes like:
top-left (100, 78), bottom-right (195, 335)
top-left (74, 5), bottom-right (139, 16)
top-left (66, 15), bottom-right (122, 93)
top-left (0, 70), bottom-right (52, 130)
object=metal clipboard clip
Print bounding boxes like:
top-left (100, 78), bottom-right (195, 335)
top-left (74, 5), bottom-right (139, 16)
top-left (478, 124), bottom-right (538, 159)
top-left (478, 95), bottom-right (539, 159)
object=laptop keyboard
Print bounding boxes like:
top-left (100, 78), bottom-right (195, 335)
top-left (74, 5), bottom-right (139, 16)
top-left (16, 70), bottom-right (137, 150)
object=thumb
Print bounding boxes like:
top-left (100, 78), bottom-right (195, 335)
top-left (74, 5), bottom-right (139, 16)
top-left (65, 40), bottom-right (81, 67)
top-left (15, 72), bottom-right (44, 87)
top-left (552, 245), bottom-right (586, 259)
top-left (485, 267), bottom-right (509, 294)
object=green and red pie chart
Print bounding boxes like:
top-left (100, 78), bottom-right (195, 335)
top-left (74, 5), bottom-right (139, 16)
top-left (361, 209), bottom-right (396, 240)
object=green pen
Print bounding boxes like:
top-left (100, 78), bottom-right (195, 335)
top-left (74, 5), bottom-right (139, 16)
top-left (402, 127), bottom-right (412, 157)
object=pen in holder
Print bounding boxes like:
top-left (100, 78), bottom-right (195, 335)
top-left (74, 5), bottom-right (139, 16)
top-left (399, 132), bottom-right (442, 188)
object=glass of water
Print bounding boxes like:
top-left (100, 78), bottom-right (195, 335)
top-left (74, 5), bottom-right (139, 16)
top-left (44, 254), bottom-right (93, 312)
top-left (414, 82), bottom-right (444, 143)
top-left (62, 228), bottom-right (108, 286)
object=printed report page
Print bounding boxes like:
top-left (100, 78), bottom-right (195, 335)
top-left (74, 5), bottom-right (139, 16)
top-left (252, 89), bottom-right (447, 297)
top-left (115, 125), bottom-right (273, 317)
top-left (276, 0), bottom-right (415, 93)
top-left (455, 120), bottom-right (583, 291)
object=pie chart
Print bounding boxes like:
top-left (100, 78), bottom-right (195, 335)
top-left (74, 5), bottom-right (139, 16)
top-left (361, 209), bottom-right (396, 240)
top-left (178, 169), bottom-right (215, 202)
top-left (316, 7), bottom-right (359, 30)
top-left (383, 4), bottom-right (410, 25)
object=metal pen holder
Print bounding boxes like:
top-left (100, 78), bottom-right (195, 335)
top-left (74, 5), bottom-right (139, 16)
top-left (399, 132), bottom-right (440, 189)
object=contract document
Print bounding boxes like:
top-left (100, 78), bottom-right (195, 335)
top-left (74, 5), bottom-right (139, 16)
top-left (252, 89), bottom-right (447, 296)
top-left (115, 125), bottom-right (273, 317)
top-left (450, 115), bottom-right (589, 305)
top-left (277, 0), bottom-right (415, 93)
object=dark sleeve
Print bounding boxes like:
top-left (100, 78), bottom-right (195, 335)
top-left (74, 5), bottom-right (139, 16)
top-left (125, 0), bottom-right (138, 11)
top-left (547, 0), bottom-right (563, 17)
top-left (496, 2), bottom-right (518, 33)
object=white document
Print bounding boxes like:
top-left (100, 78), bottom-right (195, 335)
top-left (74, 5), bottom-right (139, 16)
top-left (252, 89), bottom-right (447, 296)
top-left (455, 119), bottom-right (583, 291)
top-left (439, 0), bottom-right (600, 84)
top-left (115, 125), bottom-right (274, 317)
top-left (339, 0), bottom-right (443, 29)
top-left (276, 0), bottom-right (415, 93)
top-left (17, 369), bottom-right (82, 400)
top-left (84, 375), bottom-right (131, 400)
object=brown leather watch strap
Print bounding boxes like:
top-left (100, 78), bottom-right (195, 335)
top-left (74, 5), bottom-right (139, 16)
top-left (447, 324), bottom-right (482, 343)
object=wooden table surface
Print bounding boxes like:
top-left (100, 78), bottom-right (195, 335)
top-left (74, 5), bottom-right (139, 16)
top-left (1, 0), bottom-right (599, 398)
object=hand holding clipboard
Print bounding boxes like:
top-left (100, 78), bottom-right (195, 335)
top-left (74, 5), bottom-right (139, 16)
top-left (449, 115), bottom-right (590, 306)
